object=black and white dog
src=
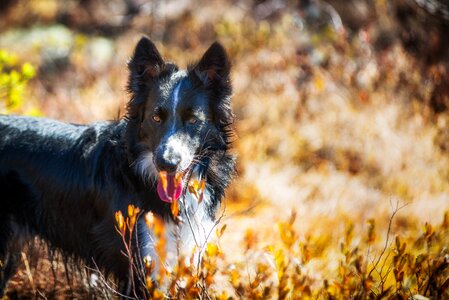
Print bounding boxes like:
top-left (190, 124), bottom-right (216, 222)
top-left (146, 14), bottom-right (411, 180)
top-left (0, 37), bottom-right (235, 296)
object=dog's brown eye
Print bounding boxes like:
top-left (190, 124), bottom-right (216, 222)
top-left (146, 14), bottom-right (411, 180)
top-left (152, 115), bottom-right (161, 123)
top-left (187, 116), bottom-right (197, 125)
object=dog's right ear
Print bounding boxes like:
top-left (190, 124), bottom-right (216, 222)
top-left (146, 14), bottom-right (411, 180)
top-left (127, 37), bottom-right (165, 94)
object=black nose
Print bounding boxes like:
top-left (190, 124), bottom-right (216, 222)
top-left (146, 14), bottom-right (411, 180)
top-left (155, 152), bottom-right (181, 173)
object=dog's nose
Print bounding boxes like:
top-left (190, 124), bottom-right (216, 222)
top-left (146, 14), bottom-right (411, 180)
top-left (155, 152), bottom-right (181, 173)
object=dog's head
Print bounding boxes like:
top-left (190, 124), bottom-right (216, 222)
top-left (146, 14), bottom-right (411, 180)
top-left (125, 37), bottom-right (233, 203)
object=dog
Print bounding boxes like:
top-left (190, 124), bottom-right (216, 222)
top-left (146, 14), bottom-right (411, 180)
top-left (0, 37), bottom-right (235, 297)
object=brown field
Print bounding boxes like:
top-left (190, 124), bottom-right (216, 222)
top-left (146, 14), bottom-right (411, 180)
top-left (1, 0), bottom-right (449, 298)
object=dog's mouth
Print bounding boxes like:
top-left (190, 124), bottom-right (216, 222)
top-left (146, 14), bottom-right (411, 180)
top-left (156, 171), bottom-right (184, 203)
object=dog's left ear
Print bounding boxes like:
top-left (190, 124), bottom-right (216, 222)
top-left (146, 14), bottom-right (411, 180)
top-left (192, 42), bottom-right (231, 86)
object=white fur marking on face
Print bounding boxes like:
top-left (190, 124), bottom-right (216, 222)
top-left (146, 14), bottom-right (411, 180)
top-left (167, 73), bottom-right (185, 136)
top-left (171, 72), bottom-right (186, 105)
top-left (163, 135), bottom-right (193, 171)
top-left (133, 152), bottom-right (157, 183)
top-left (172, 81), bottom-right (182, 115)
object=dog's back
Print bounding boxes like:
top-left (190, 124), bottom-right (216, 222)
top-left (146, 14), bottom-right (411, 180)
top-left (0, 115), bottom-right (119, 215)
top-left (0, 114), bottom-right (92, 227)
top-left (0, 115), bottom-right (132, 294)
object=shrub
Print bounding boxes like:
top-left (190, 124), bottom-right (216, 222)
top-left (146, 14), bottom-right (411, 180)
top-left (0, 49), bottom-right (36, 114)
top-left (109, 203), bottom-right (449, 299)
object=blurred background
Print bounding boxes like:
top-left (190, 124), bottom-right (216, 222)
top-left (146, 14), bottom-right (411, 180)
top-left (1, 0), bottom-right (449, 298)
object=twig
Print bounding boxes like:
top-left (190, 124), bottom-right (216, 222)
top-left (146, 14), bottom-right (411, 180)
top-left (367, 199), bottom-right (409, 279)
top-left (85, 262), bottom-right (135, 299)
top-left (36, 289), bottom-right (48, 299)
top-left (21, 251), bottom-right (36, 293)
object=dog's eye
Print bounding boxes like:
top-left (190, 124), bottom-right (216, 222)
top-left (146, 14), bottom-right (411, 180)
top-left (187, 116), bottom-right (198, 125)
top-left (151, 114), bottom-right (161, 123)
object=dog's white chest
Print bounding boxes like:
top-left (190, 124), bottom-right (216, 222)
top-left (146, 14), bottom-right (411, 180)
top-left (139, 189), bottom-right (215, 271)
top-left (164, 189), bottom-right (215, 264)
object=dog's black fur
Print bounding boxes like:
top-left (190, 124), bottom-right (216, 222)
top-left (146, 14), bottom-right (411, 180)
top-left (0, 37), bottom-right (235, 296)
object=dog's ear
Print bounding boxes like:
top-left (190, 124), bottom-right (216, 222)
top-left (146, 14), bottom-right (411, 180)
top-left (191, 42), bottom-right (230, 86)
top-left (128, 37), bottom-right (165, 94)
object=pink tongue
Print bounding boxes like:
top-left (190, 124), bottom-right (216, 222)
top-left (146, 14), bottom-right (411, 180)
top-left (157, 173), bottom-right (183, 203)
